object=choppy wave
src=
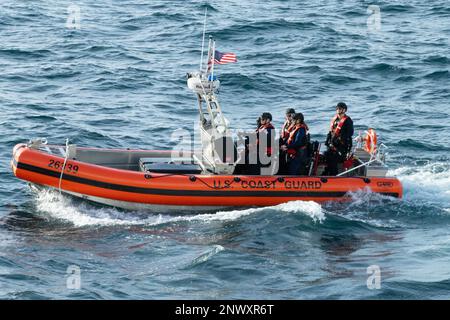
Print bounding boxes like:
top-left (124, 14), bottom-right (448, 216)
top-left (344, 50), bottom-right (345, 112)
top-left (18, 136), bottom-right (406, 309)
top-left (24, 115), bottom-right (57, 122)
top-left (394, 75), bottom-right (416, 82)
top-left (422, 55), bottom-right (450, 65)
top-left (396, 139), bottom-right (450, 152)
top-left (424, 70), bottom-right (450, 80)
top-left (217, 19), bottom-right (318, 38)
top-left (0, 48), bottom-right (52, 59)
top-left (320, 74), bottom-right (362, 84)
top-left (383, 4), bottom-right (416, 13)
top-left (389, 162), bottom-right (450, 205)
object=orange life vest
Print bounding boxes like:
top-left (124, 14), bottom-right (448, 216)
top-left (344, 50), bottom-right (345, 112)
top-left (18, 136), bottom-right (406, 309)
top-left (257, 123), bottom-right (274, 155)
top-left (287, 123), bottom-right (308, 144)
top-left (259, 123), bottom-right (274, 131)
top-left (330, 115), bottom-right (348, 137)
top-left (286, 123), bottom-right (309, 157)
top-left (281, 120), bottom-right (294, 140)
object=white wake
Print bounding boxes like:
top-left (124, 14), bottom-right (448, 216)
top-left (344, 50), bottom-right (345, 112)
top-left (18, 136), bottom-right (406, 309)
top-left (389, 162), bottom-right (450, 206)
top-left (34, 189), bottom-right (325, 227)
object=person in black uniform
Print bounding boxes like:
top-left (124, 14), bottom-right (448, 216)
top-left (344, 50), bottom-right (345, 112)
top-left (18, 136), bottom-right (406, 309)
top-left (256, 112), bottom-right (275, 175)
top-left (323, 102), bottom-right (354, 176)
top-left (278, 108), bottom-right (296, 174)
top-left (241, 113), bottom-right (274, 175)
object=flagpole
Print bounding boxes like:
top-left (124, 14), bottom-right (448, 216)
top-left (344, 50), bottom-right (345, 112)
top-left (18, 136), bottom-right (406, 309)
top-left (199, 8), bottom-right (208, 72)
top-left (211, 39), bottom-right (216, 81)
top-left (206, 36), bottom-right (212, 76)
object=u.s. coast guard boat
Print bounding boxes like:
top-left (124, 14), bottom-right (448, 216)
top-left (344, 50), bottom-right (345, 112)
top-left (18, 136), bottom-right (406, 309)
top-left (11, 38), bottom-right (402, 211)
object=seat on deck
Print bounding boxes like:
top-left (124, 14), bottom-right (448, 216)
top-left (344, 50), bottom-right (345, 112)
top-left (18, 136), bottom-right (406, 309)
top-left (139, 158), bottom-right (202, 174)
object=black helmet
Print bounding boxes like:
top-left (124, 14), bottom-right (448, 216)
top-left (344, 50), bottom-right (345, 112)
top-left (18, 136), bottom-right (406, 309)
top-left (293, 112), bottom-right (304, 122)
top-left (336, 102), bottom-right (347, 111)
top-left (285, 108), bottom-right (295, 115)
top-left (261, 112), bottom-right (272, 121)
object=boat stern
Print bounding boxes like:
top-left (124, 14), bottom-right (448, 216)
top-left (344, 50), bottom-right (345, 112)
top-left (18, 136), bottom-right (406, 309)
top-left (371, 176), bottom-right (403, 199)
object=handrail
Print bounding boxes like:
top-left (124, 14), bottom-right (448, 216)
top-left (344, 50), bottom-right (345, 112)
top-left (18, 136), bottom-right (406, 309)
top-left (337, 144), bottom-right (388, 177)
top-left (192, 154), bottom-right (207, 173)
top-left (336, 156), bottom-right (377, 177)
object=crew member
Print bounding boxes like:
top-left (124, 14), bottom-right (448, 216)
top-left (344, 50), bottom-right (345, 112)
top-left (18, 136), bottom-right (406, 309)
top-left (252, 112), bottom-right (274, 175)
top-left (323, 102), bottom-right (354, 176)
top-left (280, 108), bottom-right (296, 144)
top-left (278, 108), bottom-right (296, 175)
top-left (244, 113), bottom-right (275, 175)
top-left (281, 113), bottom-right (310, 175)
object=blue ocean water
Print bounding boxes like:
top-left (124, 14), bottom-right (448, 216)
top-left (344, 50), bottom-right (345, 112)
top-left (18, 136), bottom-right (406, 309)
top-left (1, 0), bottom-right (450, 299)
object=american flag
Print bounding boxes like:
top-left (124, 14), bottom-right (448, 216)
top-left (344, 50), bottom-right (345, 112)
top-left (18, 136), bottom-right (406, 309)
top-left (213, 50), bottom-right (237, 64)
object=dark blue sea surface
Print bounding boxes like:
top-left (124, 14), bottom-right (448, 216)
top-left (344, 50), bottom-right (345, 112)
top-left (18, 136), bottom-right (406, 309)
top-left (1, 0), bottom-right (450, 299)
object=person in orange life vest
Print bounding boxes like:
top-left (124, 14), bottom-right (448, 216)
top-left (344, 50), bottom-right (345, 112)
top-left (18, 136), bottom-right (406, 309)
top-left (278, 108), bottom-right (296, 175)
top-left (280, 108), bottom-right (296, 144)
top-left (323, 102), bottom-right (354, 176)
top-left (280, 113), bottom-right (310, 175)
top-left (252, 112), bottom-right (274, 174)
top-left (243, 116), bottom-right (263, 175)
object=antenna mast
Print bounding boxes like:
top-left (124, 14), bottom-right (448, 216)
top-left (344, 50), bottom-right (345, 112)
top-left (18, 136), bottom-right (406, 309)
top-left (199, 8), bottom-right (208, 71)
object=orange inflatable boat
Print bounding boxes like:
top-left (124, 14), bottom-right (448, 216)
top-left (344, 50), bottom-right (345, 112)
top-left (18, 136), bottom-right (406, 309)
top-left (11, 140), bottom-right (402, 211)
top-left (11, 38), bottom-right (402, 211)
